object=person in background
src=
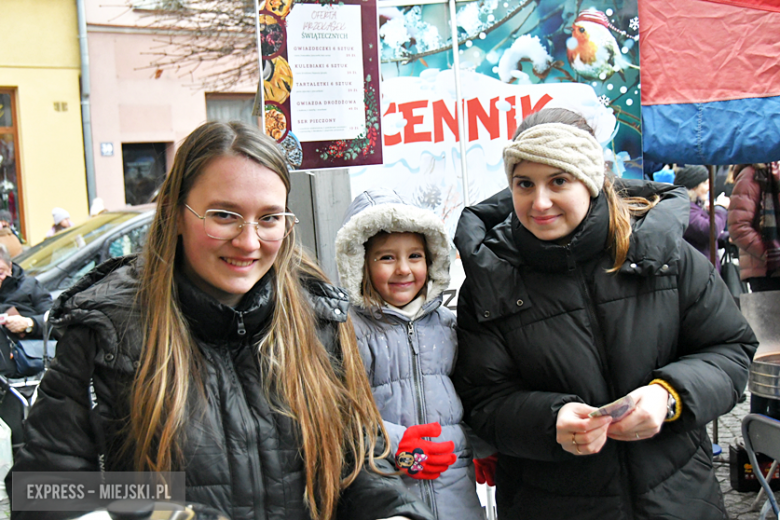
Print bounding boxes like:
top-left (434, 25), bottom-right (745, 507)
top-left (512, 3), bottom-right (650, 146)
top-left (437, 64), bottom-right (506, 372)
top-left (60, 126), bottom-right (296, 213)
top-left (728, 162), bottom-right (780, 418)
top-left (7, 121), bottom-right (432, 520)
top-left (729, 162), bottom-right (780, 293)
top-left (674, 165), bottom-right (729, 271)
top-left (724, 165), bottom-right (738, 197)
top-left (0, 244), bottom-right (53, 377)
top-left (335, 188), bottom-right (485, 520)
top-left (46, 207), bottom-right (72, 237)
top-left (0, 210), bottom-right (21, 238)
top-left (453, 108), bottom-right (756, 520)
top-left (0, 210), bottom-right (22, 258)
top-left (714, 165), bottom-right (734, 198)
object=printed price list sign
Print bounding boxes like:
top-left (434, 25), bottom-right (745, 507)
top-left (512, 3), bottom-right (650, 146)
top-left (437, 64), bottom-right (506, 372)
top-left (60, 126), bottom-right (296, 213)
top-left (286, 3), bottom-right (366, 142)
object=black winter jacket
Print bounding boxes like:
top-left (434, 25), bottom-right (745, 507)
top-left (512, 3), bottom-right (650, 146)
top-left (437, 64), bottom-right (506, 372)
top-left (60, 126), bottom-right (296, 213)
top-left (0, 263), bottom-right (52, 335)
top-left (8, 256), bottom-right (434, 520)
top-left (453, 181), bottom-right (756, 520)
top-left (0, 263), bottom-right (54, 376)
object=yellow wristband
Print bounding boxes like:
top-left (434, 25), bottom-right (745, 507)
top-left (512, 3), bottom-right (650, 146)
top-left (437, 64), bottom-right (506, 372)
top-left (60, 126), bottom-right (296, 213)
top-left (649, 379), bottom-right (682, 422)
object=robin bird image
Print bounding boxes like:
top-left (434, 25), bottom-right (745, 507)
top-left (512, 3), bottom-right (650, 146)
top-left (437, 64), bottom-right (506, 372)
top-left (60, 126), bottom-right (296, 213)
top-left (567, 8), bottom-right (637, 81)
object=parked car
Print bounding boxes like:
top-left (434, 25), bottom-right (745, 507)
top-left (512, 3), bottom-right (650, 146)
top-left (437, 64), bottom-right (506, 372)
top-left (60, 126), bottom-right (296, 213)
top-left (15, 205), bottom-right (155, 296)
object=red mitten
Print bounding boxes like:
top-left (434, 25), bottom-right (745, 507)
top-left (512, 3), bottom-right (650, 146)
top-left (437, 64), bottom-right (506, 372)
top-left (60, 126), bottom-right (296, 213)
top-left (473, 453), bottom-right (498, 486)
top-left (395, 422), bottom-right (457, 480)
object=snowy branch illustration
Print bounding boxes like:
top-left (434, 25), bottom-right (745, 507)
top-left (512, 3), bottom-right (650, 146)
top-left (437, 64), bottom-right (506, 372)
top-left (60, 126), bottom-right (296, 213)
top-left (382, 0), bottom-right (537, 65)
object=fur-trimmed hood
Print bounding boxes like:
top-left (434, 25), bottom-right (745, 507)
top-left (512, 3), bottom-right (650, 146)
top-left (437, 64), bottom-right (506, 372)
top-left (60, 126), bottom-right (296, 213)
top-left (335, 189), bottom-right (450, 309)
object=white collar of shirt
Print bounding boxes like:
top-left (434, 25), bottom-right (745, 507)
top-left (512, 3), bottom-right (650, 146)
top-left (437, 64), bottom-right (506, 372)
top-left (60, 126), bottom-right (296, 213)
top-left (385, 294), bottom-right (426, 320)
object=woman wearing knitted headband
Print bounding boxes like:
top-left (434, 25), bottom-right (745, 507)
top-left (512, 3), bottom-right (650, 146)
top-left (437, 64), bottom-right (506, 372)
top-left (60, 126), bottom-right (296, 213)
top-left (452, 108), bottom-right (756, 520)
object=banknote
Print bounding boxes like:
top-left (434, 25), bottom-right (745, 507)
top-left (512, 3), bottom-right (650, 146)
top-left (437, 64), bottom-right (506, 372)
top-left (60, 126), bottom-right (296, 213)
top-left (588, 395), bottom-right (636, 421)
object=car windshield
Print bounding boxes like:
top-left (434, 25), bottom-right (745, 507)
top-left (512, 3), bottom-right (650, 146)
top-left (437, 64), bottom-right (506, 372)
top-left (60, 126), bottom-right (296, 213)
top-left (16, 212), bottom-right (141, 277)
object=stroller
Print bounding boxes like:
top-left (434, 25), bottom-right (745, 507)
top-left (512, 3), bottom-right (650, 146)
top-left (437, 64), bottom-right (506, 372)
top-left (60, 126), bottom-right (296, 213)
top-left (0, 313), bottom-right (56, 450)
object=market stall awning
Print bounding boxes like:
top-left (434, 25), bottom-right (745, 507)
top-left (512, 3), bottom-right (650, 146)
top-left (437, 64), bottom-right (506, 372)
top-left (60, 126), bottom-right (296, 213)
top-left (640, 0), bottom-right (780, 165)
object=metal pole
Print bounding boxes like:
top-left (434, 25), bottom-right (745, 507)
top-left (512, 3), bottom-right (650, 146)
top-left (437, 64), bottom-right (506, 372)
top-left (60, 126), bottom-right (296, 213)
top-left (708, 165), bottom-right (717, 267)
top-left (448, 0), bottom-right (470, 207)
top-left (76, 0), bottom-right (96, 205)
top-left (707, 165), bottom-right (719, 445)
top-left (752, 459), bottom-right (780, 512)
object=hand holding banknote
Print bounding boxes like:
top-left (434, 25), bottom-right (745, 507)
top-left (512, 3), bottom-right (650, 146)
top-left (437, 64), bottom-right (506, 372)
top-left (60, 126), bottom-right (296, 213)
top-left (589, 395), bottom-right (636, 422)
top-left (606, 385), bottom-right (669, 442)
top-left (556, 402), bottom-right (613, 456)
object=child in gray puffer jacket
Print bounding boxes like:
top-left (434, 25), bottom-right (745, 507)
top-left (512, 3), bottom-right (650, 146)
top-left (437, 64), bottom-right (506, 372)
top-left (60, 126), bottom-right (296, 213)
top-left (335, 188), bottom-right (485, 520)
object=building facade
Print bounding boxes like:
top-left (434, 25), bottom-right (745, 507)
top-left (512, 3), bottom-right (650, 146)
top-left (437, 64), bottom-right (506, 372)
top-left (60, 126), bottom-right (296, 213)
top-left (85, 0), bottom-right (259, 212)
top-left (0, 0), bottom-right (90, 245)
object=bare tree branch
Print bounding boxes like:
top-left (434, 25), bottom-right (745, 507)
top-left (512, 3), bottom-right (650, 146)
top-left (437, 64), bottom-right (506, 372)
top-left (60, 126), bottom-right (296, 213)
top-left (128, 0), bottom-right (259, 90)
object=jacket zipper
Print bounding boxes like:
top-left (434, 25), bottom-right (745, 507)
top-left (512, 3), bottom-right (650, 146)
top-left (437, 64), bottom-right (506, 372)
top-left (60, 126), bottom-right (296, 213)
top-left (407, 320), bottom-right (437, 517)
top-left (236, 311), bottom-right (246, 336)
top-left (567, 245), bottom-right (635, 519)
top-left (219, 341), bottom-right (264, 515)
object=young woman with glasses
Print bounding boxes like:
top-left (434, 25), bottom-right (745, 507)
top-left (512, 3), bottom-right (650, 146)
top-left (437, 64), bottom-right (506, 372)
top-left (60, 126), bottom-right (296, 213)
top-left (7, 121), bottom-right (432, 520)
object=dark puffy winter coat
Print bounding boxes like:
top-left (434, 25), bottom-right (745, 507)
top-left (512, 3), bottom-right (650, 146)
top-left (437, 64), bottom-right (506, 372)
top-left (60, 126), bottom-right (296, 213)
top-left (0, 263), bottom-right (54, 376)
top-left (453, 180), bottom-right (756, 520)
top-left (7, 256), bottom-right (434, 520)
top-left (0, 263), bottom-right (52, 335)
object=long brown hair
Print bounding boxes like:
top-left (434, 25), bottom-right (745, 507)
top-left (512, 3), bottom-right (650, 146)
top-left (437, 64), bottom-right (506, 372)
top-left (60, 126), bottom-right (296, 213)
top-left (513, 108), bottom-right (658, 271)
top-left (602, 175), bottom-right (658, 271)
top-left (131, 121), bottom-right (388, 519)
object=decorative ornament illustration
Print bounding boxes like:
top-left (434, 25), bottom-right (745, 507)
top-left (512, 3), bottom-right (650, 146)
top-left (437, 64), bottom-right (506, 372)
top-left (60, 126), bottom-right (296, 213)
top-left (316, 77), bottom-right (379, 162)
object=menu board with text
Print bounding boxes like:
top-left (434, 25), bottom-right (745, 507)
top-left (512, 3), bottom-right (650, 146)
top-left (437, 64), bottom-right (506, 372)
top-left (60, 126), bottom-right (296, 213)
top-left (259, 0), bottom-right (381, 170)
top-left (287, 4), bottom-right (365, 142)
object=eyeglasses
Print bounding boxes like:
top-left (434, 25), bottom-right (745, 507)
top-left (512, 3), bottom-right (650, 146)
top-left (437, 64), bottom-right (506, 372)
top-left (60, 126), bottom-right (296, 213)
top-left (184, 204), bottom-right (298, 242)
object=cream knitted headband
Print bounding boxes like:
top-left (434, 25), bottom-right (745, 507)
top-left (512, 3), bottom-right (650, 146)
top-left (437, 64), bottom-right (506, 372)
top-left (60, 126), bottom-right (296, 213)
top-left (503, 122), bottom-right (605, 197)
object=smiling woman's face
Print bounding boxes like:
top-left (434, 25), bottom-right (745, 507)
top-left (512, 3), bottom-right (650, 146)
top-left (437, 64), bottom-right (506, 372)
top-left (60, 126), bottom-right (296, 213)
top-left (511, 161), bottom-right (592, 242)
top-left (178, 154), bottom-right (288, 307)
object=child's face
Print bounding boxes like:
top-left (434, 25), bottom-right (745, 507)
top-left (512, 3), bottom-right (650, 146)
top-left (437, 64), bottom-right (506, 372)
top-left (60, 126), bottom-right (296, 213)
top-left (366, 232), bottom-right (428, 307)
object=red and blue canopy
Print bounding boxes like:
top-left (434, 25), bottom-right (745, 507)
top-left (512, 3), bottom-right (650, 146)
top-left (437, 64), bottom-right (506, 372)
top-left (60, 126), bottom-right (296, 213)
top-left (640, 0), bottom-right (780, 165)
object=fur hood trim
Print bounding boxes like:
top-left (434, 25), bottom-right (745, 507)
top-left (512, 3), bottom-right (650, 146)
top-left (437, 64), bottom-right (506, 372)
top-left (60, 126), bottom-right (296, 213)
top-left (335, 190), bottom-right (450, 309)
